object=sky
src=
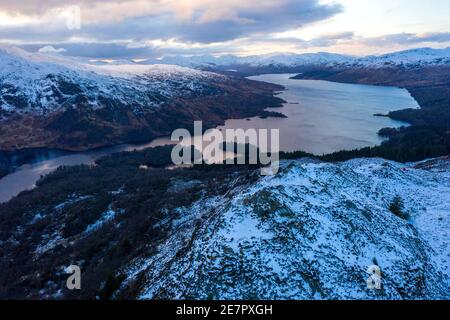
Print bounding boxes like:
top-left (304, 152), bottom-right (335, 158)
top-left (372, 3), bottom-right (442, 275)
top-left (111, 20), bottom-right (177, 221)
top-left (0, 0), bottom-right (449, 59)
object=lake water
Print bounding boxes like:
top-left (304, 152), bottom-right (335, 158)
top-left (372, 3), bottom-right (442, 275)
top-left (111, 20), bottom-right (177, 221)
top-left (225, 74), bottom-right (418, 154)
top-left (0, 74), bottom-right (419, 203)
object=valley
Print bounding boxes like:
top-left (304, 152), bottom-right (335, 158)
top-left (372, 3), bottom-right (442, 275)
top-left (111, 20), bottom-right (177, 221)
top-left (0, 74), bottom-right (418, 203)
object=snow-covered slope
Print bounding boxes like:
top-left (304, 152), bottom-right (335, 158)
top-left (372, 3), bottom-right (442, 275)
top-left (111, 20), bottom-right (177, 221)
top-left (0, 46), bottom-right (222, 119)
top-left (125, 157), bottom-right (449, 299)
top-left (0, 46), bottom-right (284, 151)
top-left (356, 47), bottom-right (450, 68)
top-left (155, 47), bottom-right (450, 70)
top-left (1, 154), bottom-right (448, 299)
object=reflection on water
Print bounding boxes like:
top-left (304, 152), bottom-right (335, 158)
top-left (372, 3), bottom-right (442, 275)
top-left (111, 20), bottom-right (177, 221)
top-left (0, 74), bottom-right (420, 203)
top-left (0, 137), bottom-right (175, 203)
top-left (227, 74), bottom-right (418, 154)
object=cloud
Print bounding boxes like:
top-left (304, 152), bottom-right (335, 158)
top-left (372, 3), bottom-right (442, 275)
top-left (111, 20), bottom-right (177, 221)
top-left (416, 32), bottom-right (450, 43)
top-left (288, 31), bottom-right (355, 48)
top-left (362, 32), bottom-right (450, 46)
top-left (311, 31), bottom-right (355, 42)
top-left (22, 42), bottom-right (157, 58)
top-left (2, 1), bottom-right (449, 57)
top-left (15, 29), bottom-right (450, 59)
top-left (37, 45), bottom-right (67, 53)
top-left (0, 0), bottom-right (343, 44)
top-left (174, 0), bottom-right (343, 43)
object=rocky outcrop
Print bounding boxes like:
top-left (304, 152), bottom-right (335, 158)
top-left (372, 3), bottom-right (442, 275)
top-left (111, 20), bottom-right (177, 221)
top-left (127, 158), bottom-right (449, 299)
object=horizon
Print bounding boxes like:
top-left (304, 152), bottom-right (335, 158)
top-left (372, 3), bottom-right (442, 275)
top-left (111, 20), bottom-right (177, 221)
top-left (3, 40), bottom-right (450, 63)
top-left (0, 0), bottom-right (449, 59)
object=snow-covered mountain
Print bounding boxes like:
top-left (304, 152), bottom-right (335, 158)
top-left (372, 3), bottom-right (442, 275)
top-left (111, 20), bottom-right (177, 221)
top-left (356, 47), bottom-right (450, 68)
top-left (153, 47), bottom-right (450, 70)
top-left (2, 155), bottom-right (447, 299)
top-left (124, 157), bottom-right (449, 299)
top-left (0, 46), bottom-right (282, 151)
top-left (157, 52), bottom-right (354, 69)
top-left (0, 46), bottom-right (222, 119)
top-left (2, 46), bottom-right (446, 121)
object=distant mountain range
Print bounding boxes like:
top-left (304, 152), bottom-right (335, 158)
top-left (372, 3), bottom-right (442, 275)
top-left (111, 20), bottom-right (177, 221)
top-left (23, 47), bottom-right (448, 71)
top-left (149, 47), bottom-right (450, 70)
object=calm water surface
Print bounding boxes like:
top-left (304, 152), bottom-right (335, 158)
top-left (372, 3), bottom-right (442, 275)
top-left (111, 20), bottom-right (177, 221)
top-left (228, 74), bottom-right (418, 154)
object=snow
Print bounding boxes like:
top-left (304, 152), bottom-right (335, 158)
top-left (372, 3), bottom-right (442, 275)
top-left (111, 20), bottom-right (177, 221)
top-left (123, 157), bottom-right (449, 300)
top-left (54, 194), bottom-right (92, 210)
top-left (217, 214), bottom-right (273, 251)
top-left (34, 230), bottom-right (64, 256)
top-left (155, 47), bottom-right (450, 69)
top-left (0, 46), bottom-right (222, 119)
top-left (84, 205), bottom-right (119, 234)
top-left (92, 63), bottom-right (211, 78)
top-left (358, 47), bottom-right (450, 68)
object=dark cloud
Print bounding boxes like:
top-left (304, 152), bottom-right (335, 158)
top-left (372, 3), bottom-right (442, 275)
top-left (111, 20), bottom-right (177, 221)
top-left (0, 0), bottom-right (343, 44)
top-left (172, 0), bottom-right (343, 43)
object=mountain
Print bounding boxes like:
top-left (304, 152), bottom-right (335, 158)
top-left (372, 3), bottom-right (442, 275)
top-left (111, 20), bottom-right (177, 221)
top-left (155, 46), bottom-right (450, 164)
top-left (153, 47), bottom-right (450, 71)
top-left (156, 52), bottom-right (354, 69)
top-left (357, 47), bottom-right (450, 68)
top-left (0, 149), bottom-right (448, 299)
top-left (129, 157), bottom-right (450, 299)
top-left (0, 46), bottom-right (224, 118)
top-left (0, 47), bottom-right (283, 151)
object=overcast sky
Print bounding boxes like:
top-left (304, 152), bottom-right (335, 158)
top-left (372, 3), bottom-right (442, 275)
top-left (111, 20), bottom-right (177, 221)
top-left (0, 0), bottom-right (449, 58)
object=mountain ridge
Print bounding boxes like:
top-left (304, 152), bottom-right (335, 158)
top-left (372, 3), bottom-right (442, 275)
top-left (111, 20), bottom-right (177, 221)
top-left (0, 47), bottom-right (284, 151)
top-left (143, 47), bottom-right (450, 70)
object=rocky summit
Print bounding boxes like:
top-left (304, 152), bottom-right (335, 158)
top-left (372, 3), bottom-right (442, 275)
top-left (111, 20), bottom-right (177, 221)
top-left (128, 157), bottom-right (449, 299)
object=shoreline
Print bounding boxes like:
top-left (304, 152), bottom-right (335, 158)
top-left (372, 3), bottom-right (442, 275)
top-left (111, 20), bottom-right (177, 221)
top-left (288, 67), bottom-right (449, 162)
top-left (0, 73), bottom-right (418, 180)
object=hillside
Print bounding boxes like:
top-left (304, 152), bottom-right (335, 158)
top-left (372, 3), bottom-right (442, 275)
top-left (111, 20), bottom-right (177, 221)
top-left (0, 47), bottom-right (283, 151)
top-left (0, 147), bottom-right (448, 299)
